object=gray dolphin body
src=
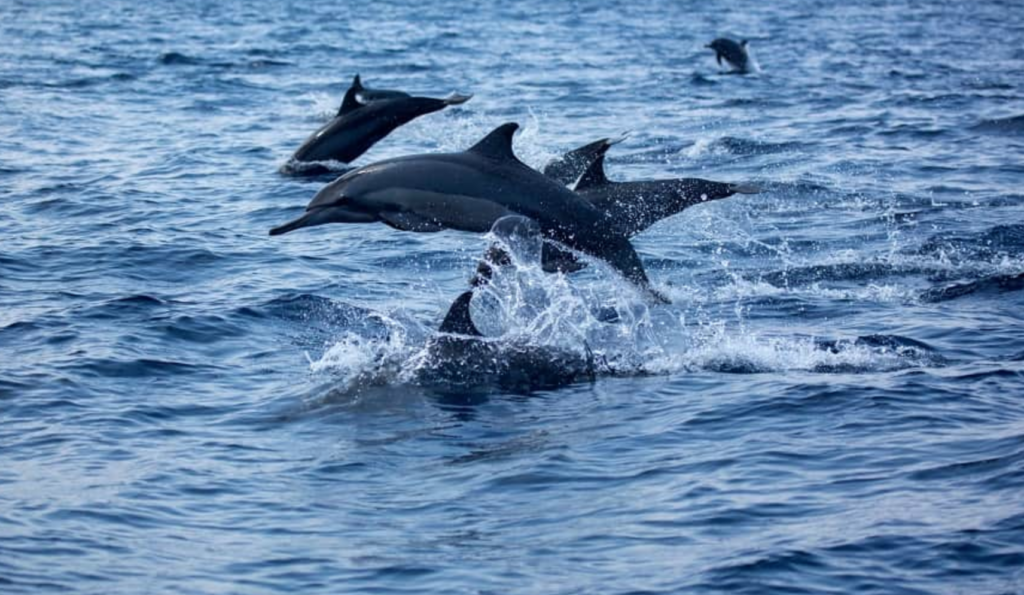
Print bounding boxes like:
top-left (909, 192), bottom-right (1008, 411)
top-left (573, 150), bottom-right (758, 236)
top-left (286, 75), bottom-right (472, 167)
top-left (706, 38), bottom-right (751, 73)
top-left (270, 123), bottom-right (667, 303)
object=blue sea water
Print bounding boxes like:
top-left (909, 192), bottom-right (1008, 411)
top-left (2, 0), bottom-right (1024, 592)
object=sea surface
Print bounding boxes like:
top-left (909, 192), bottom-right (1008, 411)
top-left (2, 0), bottom-right (1024, 593)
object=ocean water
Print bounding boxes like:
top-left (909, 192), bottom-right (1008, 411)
top-left (2, 0), bottom-right (1024, 592)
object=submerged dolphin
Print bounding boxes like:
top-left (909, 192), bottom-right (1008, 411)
top-left (706, 38), bottom-right (752, 74)
top-left (572, 147), bottom-right (759, 236)
top-left (283, 75), bottom-right (472, 171)
top-left (270, 122), bottom-right (668, 303)
top-left (439, 215), bottom-right (542, 337)
top-left (427, 216), bottom-right (596, 391)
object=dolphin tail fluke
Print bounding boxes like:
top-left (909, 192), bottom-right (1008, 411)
top-left (729, 183), bottom-right (760, 194)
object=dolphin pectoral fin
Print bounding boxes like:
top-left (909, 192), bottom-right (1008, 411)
top-left (716, 52), bottom-right (723, 67)
top-left (444, 93), bottom-right (473, 106)
top-left (379, 211), bottom-right (445, 232)
top-left (729, 183), bottom-right (760, 194)
top-left (268, 206), bottom-right (376, 236)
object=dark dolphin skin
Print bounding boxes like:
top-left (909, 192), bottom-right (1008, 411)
top-left (573, 149), bottom-right (759, 236)
top-left (284, 75), bottom-right (472, 169)
top-left (541, 135), bottom-right (626, 186)
top-left (270, 123), bottom-right (668, 303)
top-left (706, 38), bottom-right (751, 73)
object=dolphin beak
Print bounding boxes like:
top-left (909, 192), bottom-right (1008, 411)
top-left (270, 210), bottom-right (318, 236)
top-left (269, 204), bottom-right (378, 236)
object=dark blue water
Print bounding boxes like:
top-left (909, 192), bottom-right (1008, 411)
top-left (3, 0), bottom-right (1024, 593)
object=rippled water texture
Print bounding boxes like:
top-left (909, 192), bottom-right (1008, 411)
top-left (2, 0), bottom-right (1024, 593)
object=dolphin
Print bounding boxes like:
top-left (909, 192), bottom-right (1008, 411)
top-left (706, 38), bottom-right (752, 74)
top-left (573, 149), bottom-right (759, 237)
top-left (283, 75), bottom-right (472, 170)
top-left (542, 134), bottom-right (628, 186)
top-left (270, 123), bottom-right (668, 303)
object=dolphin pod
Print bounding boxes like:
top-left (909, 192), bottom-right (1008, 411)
top-left (282, 74), bottom-right (472, 174)
top-left (271, 122), bottom-right (669, 304)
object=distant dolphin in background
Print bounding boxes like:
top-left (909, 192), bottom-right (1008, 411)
top-left (281, 74), bottom-right (472, 175)
top-left (706, 38), bottom-right (753, 74)
top-left (270, 122), bottom-right (669, 303)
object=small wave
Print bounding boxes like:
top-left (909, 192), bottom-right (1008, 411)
top-left (915, 224), bottom-right (1024, 263)
top-left (682, 136), bottom-right (805, 159)
top-left (659, 329), bottom-right (946, 375)
top-left (971, 114), bottom-right (1024, 135)
top-left (759, 262), bottom-right (930, 287)
top-left (66, 357), bottom-right (224, 379)
top-left (279, 159), bottom-right (354, 177)
top-left (920, 272), bottom-right (1024, 303)
top-left (158, 52), bottom-right (202, 66)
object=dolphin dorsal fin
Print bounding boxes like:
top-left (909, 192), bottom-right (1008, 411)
top-left (337, 74), bottom-right (363, 116)
top-left (467, 122), bottom-right (520, 160)
top-left (574, 154), bottom-right (610, 190)
top-left (438, 291), bottom-right (482, 336)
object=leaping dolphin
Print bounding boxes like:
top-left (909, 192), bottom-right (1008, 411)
top-left (706, 38), bottom-right (753, 74)
top-left (270, 122), bottom-right (668, 303)
top-left (282, 74), bottom-right (472, 172)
